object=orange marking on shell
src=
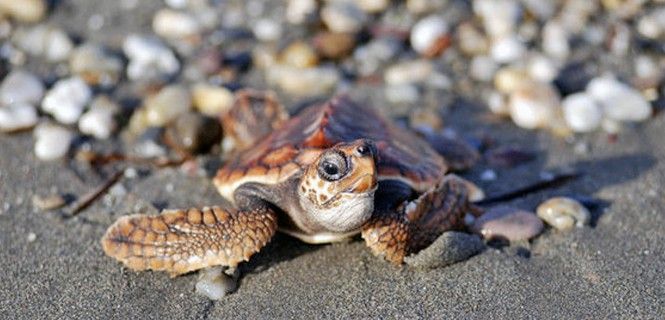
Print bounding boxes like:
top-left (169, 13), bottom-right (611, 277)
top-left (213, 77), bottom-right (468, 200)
top-left (279, 162), bottom-right (300, 179)
top-left (246, 165), bottom-right (268, 177)
top-left (262, 146), bottom-right (298, 166)
top-left (295, 149), bottom-right (322, 165)
top-left (228, 169), bottom-right (245, 183)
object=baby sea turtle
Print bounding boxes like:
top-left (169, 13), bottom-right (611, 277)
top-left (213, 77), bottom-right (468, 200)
top-left (101, 91), bottom-right (482, 277)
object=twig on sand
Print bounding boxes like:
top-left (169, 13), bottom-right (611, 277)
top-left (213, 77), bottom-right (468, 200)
top-left (68, 169), bottom-right (125, 216)
top-left (477, 171), bottom-right (583, 205)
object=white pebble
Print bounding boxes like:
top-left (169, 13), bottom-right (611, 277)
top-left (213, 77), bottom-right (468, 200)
top-left (13, 25), bottom-right (74, 62)
top-left (41, 77), bottom-right (92, 125)
top-left (252, 18), bottom-right (282, 42)
top-left (469, 55), bottom-right (498, 82)
top-left (33, 123), bottom-right (74, 161)
top-left (79, 105), bottom-right (117, 140)
top-left (384, 60), bottom-right (433, 85)
top-left (490, 36), bottom-right (526, 64)
top-left (385, 84), bottom-right (419, 105)
top-left (493, 67), bottom-right (528, 94)
top-left (0, 69), bottom-right (44, 105)
top-left (537, 197), bottom-right (590, 231)
top-left (509, 82), bottom-right (560, 130)
top-left (586, 76), bottom-right (652, 122)
top-left (542, 20), bottom-right (570, 61)
top-left (485, 90), bottom-right (509, 116)
top-left (192, 83), bottom-right (234, 116)
top-left (286, 0), bottom-right (317, 24)
top-left (266, 65), bottom-right (339, 97)
top-left (123, 34), bottom-right (180, 82)
top-left (321, 1), bottom-right (367, 33)
top-left (527, 54), bottom-right (559, 83)
top-left (0, 103), bottom-right (38, 132)
top-left (0, 0), bottom-right (46, 23)
top-left (69, 44), bottom-right (124, 87)
top-left (561, 93), bottom-right (602, 133)
top-left (356, 0), bottom-right (388, 13)
top-left (165, 0), bottom-right (188, 9)
top-left (195, 267), bottom-right (237, 300)
top-left (410, 15), bottom-right (448, 56)
top-left (473, 0), bottom-right (520, 38)
top-left (152, 9), bottom-right (201, 40)
top-left (27, 232), bottom-right (37, 242)
top-left (144, 85), bottom-right (191, 127)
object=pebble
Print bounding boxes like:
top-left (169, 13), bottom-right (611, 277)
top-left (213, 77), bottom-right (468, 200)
top-left (252, 18), bottom-right (283, 42)
top-left (164, 112), bottom-right (222, 154)
top-left (353, 37), bottom-right (402, 76)
top-left (123, 34), bottom-right (180, 82)
top-left (456, 22), bottom-right (488, 56)
top-left (0, 103), bottom-right (38, 132)
top-left (472, 206), bottom-right (544, 242)
top-left (153, 9), bottom-right (201, 40)
top-left (69, 44), bottom-right (124, 87)
top-left (485, 90), bottom-right (509, 116)
top-left (474, 0), bottom-right (520, 38)
top-left (537, 197), bottom-right (590, 231)
top-left (384, 84), bottom-right (419, 105)
top-left (356, 0), bottom-right (389, 13)
top-left (494, 67), bottom-right (529, 94)
top-left (191, 83), bottom-right (234, 116)
top-left (286, 0), bottom-right (317, 24)
top-left (195, 267), bottom-right (237, 300)
top-left (410, 15), bottom-right (449, 57)
top-left (41, 77), bottom-right (92, 125)
top-left (586, 76), bottom-right (652, 122)
top-left (321, 1), bottom-right (367, 34)
top-left (469, 56), bottom-right (498, 82)
top-left (508, 82), bottom-right (561, 130)
top-left (33, 123), bottom-right (74, 161)
top-left (131, 128), bottom-right (167, 158)
top-left (0, 0), bottom-right (46, 23)
top-left (27, 232), bottom-right (37, 242)
top-left (144, 85), bottom-right (191, 127)
top-left (542, 20), bottom-right (570, 61)
top-left (280, 41), bottom-right (318, 68)
top-left (0, 69), bottom-right (44, 105)
top-left (404, 231), bottom-right (484, 269)
top-left (313, 32), bottom-right (356, 59)
top-left (266, 65), bottom-right (339, 97)
top-left (561, 93), bottom-right (602, 133)
top-left (13, 25), bottom-right (74, 62)
top-left (527, 54), bottom-right (558, 83)
top-left (384, 60), bottom-right (433, 85)
top-left (78, 96), bottom-right (119, 140)
top-left (32, 194), bottom-right (66, 211)
top-left (490, 36), bottom-right (526, 64)
top-left (406, 0), bottom-right (446, 15)
top-left (480, 169), bottom-right (497, 181)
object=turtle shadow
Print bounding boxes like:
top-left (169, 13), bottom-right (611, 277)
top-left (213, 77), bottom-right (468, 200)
top-left (239, 234), bottom-right (323, 274)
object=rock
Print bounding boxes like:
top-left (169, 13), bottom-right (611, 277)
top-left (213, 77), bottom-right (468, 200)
top-left (542, 20), bottom-right (570, 61)
top-left (480, 169), bottom-right (497, 181)
top-left (143, 85), bottom-right (191, 127)
top-left (78, 96), bottom-right (119, 140)
top-left (586, 76), bottom-right (652, 122)
top-left (280, 41), bottom-right (318, 68)
top-left (33, 123), bottom-right (74, 161)
top-left (356, 0), bottom-right (389, 13)
top-left (404, 231), bottom-right (484, 269)
top-left (266, 65), bottom-right (339, 97)
top-left (69, 44), bottom-right (124, 87)
top-left (456, 22), bottom-right (489, 56)
top-left (472, 206), bottom-right (543, 242)
top-left (0, 70), bottom-right (44, 105)
top-left (553, 62), bottom-right (593, 96)
top-left (561, 92), bottom-right (602, 132)
top-left (123, 34), bottom-right (180, 82)
top-left (195, 267), bottom-right (237, 300)
top-left (469, 55), bottom-right (498, 82)
top-left (41, 77), bottom-right (92, 125)
top-left (406, 0), bottom-right (447, 15)
top-left (490, 35), bottom-right (526, 64)
top-left (508, 82), bottom-right (561, 130)
top-left (410, 15), bottom-right (449, 57)
top-left (252, 18), bottom-right (283, 42)
top-left (485, 90), bottom-right (509, 116)
top-left (384, 84), bottom-right (419, 105)
top-left (494, 67), bottom-right (529, 94)
top-left (164, 112), bottom-right (222, 154)
top-left (0, 103), bottom-right (38, 132)
top-left (191, 83), bottom-right (234, 116)
top-left (313, 32), bottom-right (355, 59)
top-left (131, 127), bottom-right (168, 158)
top-left (0, 0), bottom-right (46, 23)
top-left (13, 25), bottom-right (74, 62)
top-left (473, 0), bottom-right (520, 38)
top-left (286, 0), bottom-right (318, 25)
top-left (152, 9), bottom-right (201, 40)
top-left (537, 197), bottom-right (590, 231)
top-left (353, 37), bottom-right (402, 76)
top-left (527, 54), bottom-right (558, 83)
top-left (384, 60), bottom-right (433, 85)
top-left (321, 1), bottom-right (367, 34)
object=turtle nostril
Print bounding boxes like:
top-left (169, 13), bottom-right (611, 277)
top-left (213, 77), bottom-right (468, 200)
top-left (356, 141), bottom-right (375, 157)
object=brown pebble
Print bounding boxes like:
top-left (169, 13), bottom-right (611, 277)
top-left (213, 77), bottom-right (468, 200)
top-left (313, 32), bottom-right (356, 59)
top-left (471, 206), bottom-right (543, 242)
top-left (32, 194), bottom-right (66, 211)
top-left (164, 112), bottom-right (222, 155)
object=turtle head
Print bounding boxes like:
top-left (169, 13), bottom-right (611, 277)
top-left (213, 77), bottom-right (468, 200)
top-left (298, 139), bottom-right (378, 232)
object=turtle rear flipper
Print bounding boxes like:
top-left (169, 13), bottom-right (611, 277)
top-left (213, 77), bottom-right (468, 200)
top-left (101, 206), bottom-right (277, 276)
top-left (361, 174), bottom-right (474, 264)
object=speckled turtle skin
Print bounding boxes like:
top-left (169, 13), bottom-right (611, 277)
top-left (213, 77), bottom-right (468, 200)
top-left (102, 91), bottom-right (477, 276)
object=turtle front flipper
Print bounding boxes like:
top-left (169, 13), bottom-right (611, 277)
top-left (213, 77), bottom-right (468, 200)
top-left (101, 206), bottom-right (277, 277)
top-left (361, 174), bottom-right (476, 264)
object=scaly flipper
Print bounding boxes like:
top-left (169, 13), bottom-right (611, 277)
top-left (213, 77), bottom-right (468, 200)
top-left (362, 174), bottom-right (475, 264)
top-left (101, 206), bottom-right (277, 276)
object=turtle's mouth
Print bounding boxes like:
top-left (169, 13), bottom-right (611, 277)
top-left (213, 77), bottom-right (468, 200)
top-left (341, 173), bottom-right (377, 194)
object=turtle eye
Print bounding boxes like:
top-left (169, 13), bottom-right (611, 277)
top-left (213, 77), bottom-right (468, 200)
top-left (317, 152), bottom-right (348, 181)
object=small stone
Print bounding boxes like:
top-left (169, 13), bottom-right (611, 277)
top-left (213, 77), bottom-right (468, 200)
top-left (32, 194), bottom-right (66, 211)
top-left (0, 103), bottom-right (38, 132)
top-left (542, 20), bottom-right (570, 61)
top-left (321, 1), bottom-right (367, 34)
top-left (494, 67), bottom-right (529, 94)
top-left (27, 232), bottom-right (37, 242)
top-left (353, 37), bottom-right (402, 76)
top-left (144, 85), bottom-right (192, 127)
top-left (132, 128), bottom-right (168, 158)
top-left (384, 60), bottom-right (433, 85)
top-left (164, 112), bottom-right (222, 154)
top-left (33, 123), bottom-right (74, 161)
top-left (537, 197), bottom-right (590, 231)
top-left (152, 9), bottom-right (201, 40)
top-left (586, 76), bottom-right (652, 122)
top-left (191, 83), bottom-right (234, 116)
top-left (410, 15), bottom-right (449, 57)
top-left (404, 231), bottom-right (484, 269)
top-left (266, 65), bottom-right (339, 97)
top-left (252, 18), bottom-right (283, 42)
top-left (509, 82), bottom-right (561, 130)
top-left (406, 0), bottom-right (446, 15)
top-left (13, 25), bottom-right (74, 62)
top-left (280, 41), bottom-right (318, 68)
top-left (41, 77), bottom-right (92, 125)
top-left (490, 36), bottom-right (526, 64)
top-left (286, 0), bottom-right (317, 24)
top-left (474, 0), bottom-right (520, 38)
top-left (561, 93), bottom-right (602, 133)
top-left (469, 55), bottom-right (498, 82)
top-left (485, 90), bottom-right (508, 116)
top-left (472, 206), bottom-right (543, 242)
top-left (313, 32), bottom-right (355, 59)
top-left (456, 22), bottom-right (488, 56)
top-left (69, 44), bottom-right (124, 87)
top-left (356, 0), bottom-right (389, 13)
top-left (0, 70), bottom-right (44, 105)
top-left (553, 62), bottom-right (593, 96)
top-left (78, 97), bottom-right (119, 140)
top-left (195, 267), bottom-right (237, 300)
top-left (123, 34), bottom-right (180, 82)
top-left (480, 169), bottom-right (497, 181)
top-left (0, 0), bottom-right (46, 23)
top-left (384, 84), bottom-right (419, 105)
top-left (527, 54), bottom-right (558, 83)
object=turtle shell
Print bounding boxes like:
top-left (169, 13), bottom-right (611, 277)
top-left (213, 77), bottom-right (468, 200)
top-left (214, 95), bottom-right (447, 201)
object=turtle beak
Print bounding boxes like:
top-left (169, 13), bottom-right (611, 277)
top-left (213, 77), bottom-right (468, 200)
top-left (346, 173), bottom-right (377, 194)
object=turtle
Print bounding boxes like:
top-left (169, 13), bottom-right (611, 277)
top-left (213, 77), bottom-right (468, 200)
top-left (101, 90), bottom-right (483, 277)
